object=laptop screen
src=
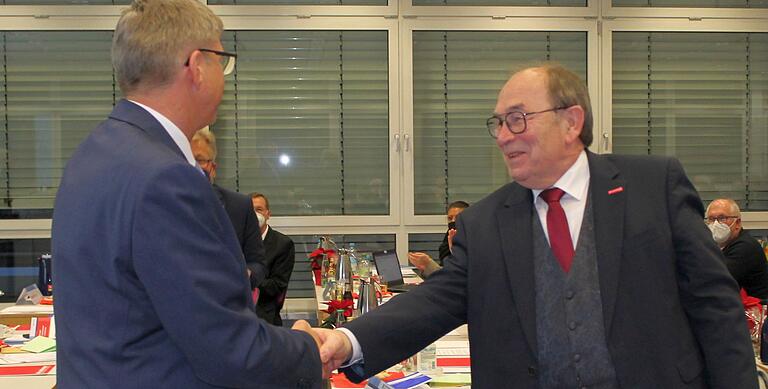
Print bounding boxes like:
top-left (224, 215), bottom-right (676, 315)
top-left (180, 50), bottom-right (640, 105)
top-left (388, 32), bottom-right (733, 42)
top-left (373, 250), bottom-right (403, 286)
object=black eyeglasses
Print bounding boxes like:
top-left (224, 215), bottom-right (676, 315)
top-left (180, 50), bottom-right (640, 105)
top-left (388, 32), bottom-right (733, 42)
top-left (184, 48), bottom-right (237, 75)
top-left (486, 106), bottom-right (569, 138)
top-left (704, 215), bottom-right (738, 225)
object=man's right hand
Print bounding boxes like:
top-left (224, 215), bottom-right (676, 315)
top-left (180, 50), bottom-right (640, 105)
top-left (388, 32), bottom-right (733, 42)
top-left (316, 329), bottom-right (353, 379)
top-left (408, 252), bottom-right (433, 271)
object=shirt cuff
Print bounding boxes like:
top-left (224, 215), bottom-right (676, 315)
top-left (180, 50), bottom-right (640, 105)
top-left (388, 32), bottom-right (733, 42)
top-left (336, 327), bottom-right (364, 367)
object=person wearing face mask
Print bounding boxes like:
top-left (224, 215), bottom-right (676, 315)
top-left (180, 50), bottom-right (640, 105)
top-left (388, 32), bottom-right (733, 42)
top-left (192, 128), bottom-right (266, 289)
top-left (706, 198), bottom-right (768, 299)
top-left (250, 192), bottom-right (296, 326)
top-left (408, 201), bottom-right (469, 279)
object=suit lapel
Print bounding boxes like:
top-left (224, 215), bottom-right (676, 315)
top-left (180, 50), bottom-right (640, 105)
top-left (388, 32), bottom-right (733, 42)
top-left (497, 184), bottom-right (538, 357)
top-left (587, 152), bottom-right (626, 334)
top-left (109, 99), bottom-right (187, 161)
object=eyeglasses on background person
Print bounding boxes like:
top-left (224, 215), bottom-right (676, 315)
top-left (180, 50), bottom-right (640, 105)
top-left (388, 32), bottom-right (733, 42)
top-left (704, 215), bottom-right (739, 224)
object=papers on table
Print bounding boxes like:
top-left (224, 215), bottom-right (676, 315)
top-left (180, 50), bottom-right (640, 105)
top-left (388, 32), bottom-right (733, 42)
top-left (429, 373), bottom-right (471, 387)
top-left (0, 351), bottom-right (56, 365)
top-left (21, 336), bottom-right (55, 353)
top-left (0, 305), bottom-right (53, 315)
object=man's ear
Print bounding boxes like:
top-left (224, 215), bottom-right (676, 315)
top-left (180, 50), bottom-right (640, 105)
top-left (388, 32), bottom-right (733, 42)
top-left (186, 49), bottom-right (206, 90)
top-left (562, 105), bottom-right (585, 144)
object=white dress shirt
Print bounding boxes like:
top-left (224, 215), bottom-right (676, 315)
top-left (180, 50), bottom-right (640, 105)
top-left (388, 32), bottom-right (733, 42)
top-left (532, 150), bottom-right (591, 249)
top-left (340, 150), bottom-right (592, 367)
top-left (129, 100), bottom-right (197, 168)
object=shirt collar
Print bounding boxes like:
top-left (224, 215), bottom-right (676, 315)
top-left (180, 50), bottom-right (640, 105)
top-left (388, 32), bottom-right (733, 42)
top-left (532, 150), bottom-right (590, 202)
top-left (129, 100), bottom-right (197, 167)
top-left (261, 224), bottom-right (270, 241)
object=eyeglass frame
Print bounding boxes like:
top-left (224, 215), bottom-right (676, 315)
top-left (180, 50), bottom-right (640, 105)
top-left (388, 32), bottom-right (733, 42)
top-left (486, 106), bottom-right (571, 139)
top-left (704, 215), bottom-right (739, 225)
top-left (184, 48), bottom-right (237, 75)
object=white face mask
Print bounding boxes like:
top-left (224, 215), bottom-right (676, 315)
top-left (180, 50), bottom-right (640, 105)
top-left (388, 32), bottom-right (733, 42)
top-left (255, 211), bottom-right (266, 228)
top-left (708, 221), bottom-right (731, 245)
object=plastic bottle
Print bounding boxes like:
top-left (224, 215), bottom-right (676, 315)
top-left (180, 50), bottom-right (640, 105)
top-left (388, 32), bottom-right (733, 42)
top-left (37, 253), bottom-right (53, 296)
top-left (417, 342), bottom-right (437, 372)
top-left (348, 243), bottom-right (359, 275)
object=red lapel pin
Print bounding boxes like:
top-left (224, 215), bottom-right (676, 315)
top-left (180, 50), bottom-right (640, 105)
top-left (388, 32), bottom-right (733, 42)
top-left (608, 186), bottom-right (624, 195)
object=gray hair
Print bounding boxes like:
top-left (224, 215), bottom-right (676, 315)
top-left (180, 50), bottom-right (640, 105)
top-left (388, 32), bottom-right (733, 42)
top-left (112, 0), bottom-right (223, 94)
top-left (192, 128), bottom-right (217, 160)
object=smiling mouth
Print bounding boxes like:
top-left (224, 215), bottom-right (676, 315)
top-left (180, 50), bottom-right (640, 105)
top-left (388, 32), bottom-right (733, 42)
top-left (507, 151), bottom-right (525, 159)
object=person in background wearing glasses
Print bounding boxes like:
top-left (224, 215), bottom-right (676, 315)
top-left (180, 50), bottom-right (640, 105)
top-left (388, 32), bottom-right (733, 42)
top-left (313, 63), bottom-right (756, 388)
top-left (706, 198), bottom-right (768, 299)
top-left (192, 128), bottom-right (266, 290)
top-left (51, 1), bottom-right (323, 388)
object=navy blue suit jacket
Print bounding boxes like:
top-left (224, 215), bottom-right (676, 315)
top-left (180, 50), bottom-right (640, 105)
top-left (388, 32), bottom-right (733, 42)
top-left (342, 152), bottom-right (756, 388)
top-left (213, 184), bottom-right (267, 288)
top-left (52, 100), bottom-right (321, 388)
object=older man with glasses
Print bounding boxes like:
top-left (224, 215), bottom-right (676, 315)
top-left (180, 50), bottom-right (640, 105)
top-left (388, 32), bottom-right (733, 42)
top-left (706, 198), bottom-right (768, 299)
top-left (315, 63), bottom-right (756, 389)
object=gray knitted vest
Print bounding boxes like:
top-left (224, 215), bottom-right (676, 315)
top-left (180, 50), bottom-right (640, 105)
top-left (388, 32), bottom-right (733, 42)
top-left (533, 193), bottom-right (618, 388)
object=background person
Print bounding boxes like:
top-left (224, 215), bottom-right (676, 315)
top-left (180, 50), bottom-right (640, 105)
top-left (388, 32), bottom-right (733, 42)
top-left (250, 192), bottom-right (296, 326)
top-left (706, 198), bottom-right (768, 299)
top-left (409, 200), bottom-right (469, 279)
top-left (192, 128), bottom-right (266, 288)
top-left (52, 1), bottom-right (322, 387)
top-left (316, 63), bottom-right (756, 388)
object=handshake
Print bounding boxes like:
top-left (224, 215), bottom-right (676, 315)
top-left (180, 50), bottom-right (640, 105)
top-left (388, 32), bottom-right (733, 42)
top-left (292, 320), bottom-right (355, 379)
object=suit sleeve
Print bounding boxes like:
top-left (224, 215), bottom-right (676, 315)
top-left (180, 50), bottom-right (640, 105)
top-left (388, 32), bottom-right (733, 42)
top-left (259, 234), bottom-right (295, 298)
top-left (666, 158), bottom-right (757, 389)
top-left (341, 223), bottom-right (468, 381)
top-left (131, 165), bottom-right (321, 388)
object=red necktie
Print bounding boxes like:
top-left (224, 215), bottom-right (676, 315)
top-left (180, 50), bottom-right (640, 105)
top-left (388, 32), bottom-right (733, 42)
top-left (540, 188), bottom-right (574, 273)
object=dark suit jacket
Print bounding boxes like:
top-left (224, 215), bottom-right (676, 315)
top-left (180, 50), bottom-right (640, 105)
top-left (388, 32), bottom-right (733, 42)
top-left (255, 226), bottom-right (296, 326)
top-left (213, 184), bottom-right (266, 288)
top-left (52, 100), bottom-right (321, 388)
top-left (723, 229), bottom-right (768, 299)
top-left (343, 152), bottom-right (756, 388)
top-left (437, 231), bottom-right (449, 265)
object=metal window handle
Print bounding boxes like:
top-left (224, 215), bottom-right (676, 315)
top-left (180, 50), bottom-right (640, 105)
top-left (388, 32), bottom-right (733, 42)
top-left (404, 134), bottom-right (410, 152)
top-left (394, 134), bottom-right (401, 152)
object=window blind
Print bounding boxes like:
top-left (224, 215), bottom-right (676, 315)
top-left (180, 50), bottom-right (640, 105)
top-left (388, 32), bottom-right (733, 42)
top-left (412, 31), bottom-right (587, 215)
top-left (612, 0), bottom-right (768, 8)
top-left (214, 30), bottom-right (389, 216)
top-left (207, 0), bottom-right (385, 4)
top-left (413, 0), bottom-right (584, 5)
top-left (612, 32), bottom-right (768, 210)
top-left (1, 1), bottom-right (130, 4)
top-left (1, 31), bottom-right (116, 216)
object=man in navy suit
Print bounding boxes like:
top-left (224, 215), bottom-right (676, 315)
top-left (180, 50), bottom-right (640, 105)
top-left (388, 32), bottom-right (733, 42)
top-left (250, 193), bottom-right (296, 326)
top-left (316, 64), bottom-right (757, 388)
top-left (192, 128), bottom-right (266, 288)
top-left (52, 1), bottom-right (322, 387)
